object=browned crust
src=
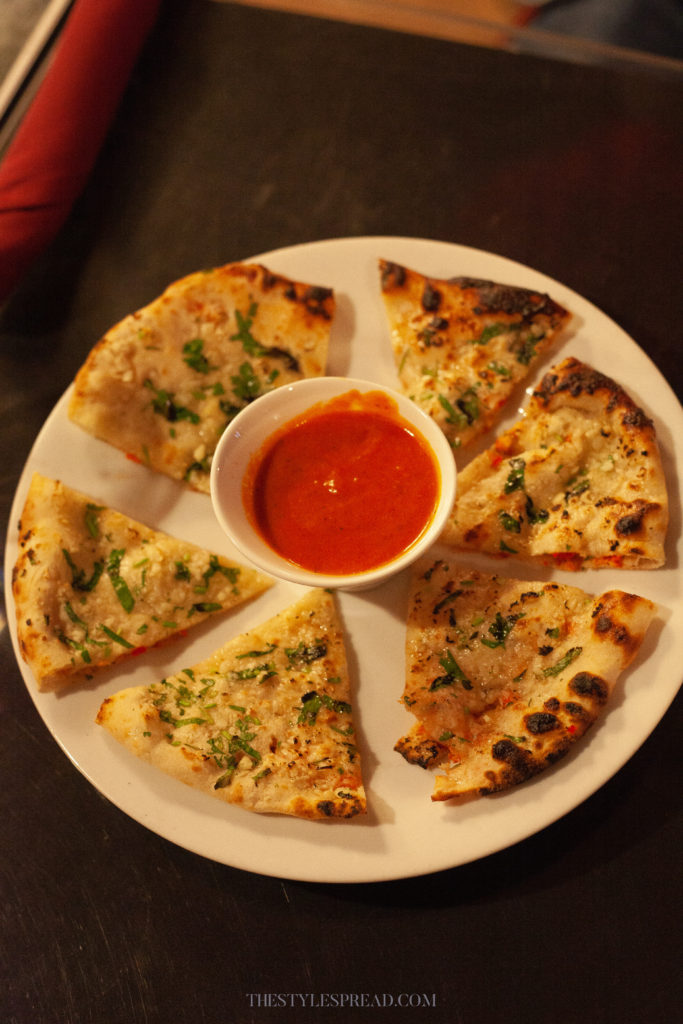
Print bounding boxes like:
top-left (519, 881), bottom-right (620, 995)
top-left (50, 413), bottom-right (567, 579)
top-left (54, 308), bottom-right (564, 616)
top-left (396, 666), bottom-right (608, 794)
top-left (379, 259), bottom-right (569, 326)
top-left (533, 356), bottom-right (654, 425)
top-left (312, 794), bottom-right (366, 819)
top-left (242, 263), bottom-right (335, 320)
top-left (396, 558), bottom-right (656, 802)
top-left (442, 356), bottom-right (668, 569)
top-left (394, 725), bottom-right (444, 769)
top-left (590, 590), bottom-right (653, 661)
top-left (378, 259), bottom-right (571, 450)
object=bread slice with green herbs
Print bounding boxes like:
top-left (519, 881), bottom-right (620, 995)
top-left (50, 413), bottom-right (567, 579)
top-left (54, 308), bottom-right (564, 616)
top-left (97, 589), bottom-right (366, 820)
top-left (68, 262), bottom-right (334, 491)
top-left (441, 358), bottom-right (668, 569)
top-left (12, 473), bottom-right (272, 691)
top-left (396, 557), bottom-right (656, 800)
top-left (379, 259), bottom-right (570, 449)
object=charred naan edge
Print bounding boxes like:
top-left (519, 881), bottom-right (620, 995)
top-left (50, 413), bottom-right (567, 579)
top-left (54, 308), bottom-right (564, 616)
top-left (12, 473), bottom-right (273, 691)
top-left (69, 262), bottom-right (334, 493)
top-left (395, 726), bottom-right (445, 769)
top-left (378, 259), bottom-right (571, 449)
top-left (395, 557), bottom-right (656, 801)
top-left (97, 590), bottom-right (366, 821)
top-left (442, 356), bottom-right (668, 568)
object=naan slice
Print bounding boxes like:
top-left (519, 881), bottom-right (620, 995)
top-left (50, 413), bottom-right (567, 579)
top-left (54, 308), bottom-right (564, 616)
top-left (442, 358), bottom-right (668, 569)
top-left (12, 473), bottom-right (271, 691)
top-left (97, 589), bottom-right (366, 820)
top-left (69, 262), bottom-right (334, 491)
top-left (396, 557), bottom-right (656, 800)
top-left (379, 259), bottom-right (570, 449)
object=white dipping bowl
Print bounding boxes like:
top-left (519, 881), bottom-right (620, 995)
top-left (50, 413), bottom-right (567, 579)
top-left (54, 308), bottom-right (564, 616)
top-left (209, 377), bottom-right (456, 591)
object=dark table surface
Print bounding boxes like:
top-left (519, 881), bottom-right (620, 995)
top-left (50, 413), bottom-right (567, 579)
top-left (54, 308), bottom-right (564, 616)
top-left (1, 2), bottom-right (682, 1022)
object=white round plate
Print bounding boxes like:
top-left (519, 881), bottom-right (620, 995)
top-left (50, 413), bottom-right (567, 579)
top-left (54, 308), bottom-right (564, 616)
top-left (5, 237), bottom-right (682, 883)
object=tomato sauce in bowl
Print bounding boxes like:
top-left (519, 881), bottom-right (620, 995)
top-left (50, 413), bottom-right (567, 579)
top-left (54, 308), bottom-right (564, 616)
top-left (243, 390), bottom-right (439, 575)
top-left (210, 376), bottom-right (456, 590)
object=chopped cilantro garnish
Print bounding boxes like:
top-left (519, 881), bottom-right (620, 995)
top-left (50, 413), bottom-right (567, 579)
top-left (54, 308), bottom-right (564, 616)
top-left (84, 503), bottom-right (103, 539)
top-left (106, 549), bottom-right (135, 613)
top-left (209, 719), bottom-right (263, 789)
top-left (192, 602), bottom-right (223, 614)
top-left (542, 646), bottom-right (583, 677)
top-left (297, 691), bottom-right (351, 724)
top-left (230, 302), bottom-right (260, 352)
top-left (159, 709), bottom-right (208, 728)
top-left (498, 510), bottom-right (521, 533)
top-left (194, 556), bottom-right (240, 594)
top-left (564, 469), bottom-right (591, 502)
top-left (230, 302), bottom-right (299, 370)
top-left (64, 602), bottom-right (88, 629)
top-left (456, 387), bottom-right (480, 425)
top-left (500, 458), bottom-right (548, 525)
top-left (331, 724), bottom-right (355, 737)
top-left (174, 561), bottom-right (191, 581)
top-left (144, 378), bottom-right (200, 424)
top-left (183, 456), bottom-right (211, 482)
top-left (182, 337), bottom-right (215, 374)
top-left (230, 361), bottom-right (264, 402)
top-left (99, 623), bottom-right (134, 649)
top-left (62, 549), bottom-right (104, 592)
top-left (231, 662), bottom-right (277, 682)
top-left (504, 458), bottom-right (526, 493)
top-left (480, 611), bottom-right (523, 649)
top-left (437, 393), bottom-right (465, 427)
top-left (474, 322), bottom-right (507, 345)
top-left (236, 644), bottom-right (277, 659)
top-left (286, 641), bottom-right (327, 667)
top-left (525, 493), bottom-right (549, 524)
top-left (56, 632), bottom-right (92, 662)
top-left (438, 388), bottom-right (480, 427)
top-left (433, 589), bottom-right (463, 615)
top-left (429, 649), bottom-right (472, 691)
top-left (512, 330), bottom-right (544, 365)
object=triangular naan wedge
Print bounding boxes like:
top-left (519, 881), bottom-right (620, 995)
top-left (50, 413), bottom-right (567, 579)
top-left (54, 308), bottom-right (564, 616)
top-left (396, 557), bottom-right (656, 800)
top-left (97, 589), bottom-right (366, 820)
top-left (69, 262), bottom-right (334, 492)
top-left (442, 358), bottom-right (668, 569)
top-left (12, 474), bottom-right (272, 691)
top-left (379, 259), bottom-right (570, 449)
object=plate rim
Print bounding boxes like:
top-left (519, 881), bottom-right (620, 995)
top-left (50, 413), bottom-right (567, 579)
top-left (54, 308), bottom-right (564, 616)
top-left (4, 234), bottom-right (682, 883)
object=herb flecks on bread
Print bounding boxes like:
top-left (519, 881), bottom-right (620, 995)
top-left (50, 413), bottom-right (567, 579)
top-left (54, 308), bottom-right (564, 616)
top-left (12, 473), bottom-right (272, 690)
top-left (68, 262), bottom-right (334, 491)
top-left (396, 558), bottom-right (656, 800)
top-left (379, 259), bottom-right (570, 449)
top-left (442, 358), bottom-right (668, 569)
top-left (97, 589), bottom-right (366, 820)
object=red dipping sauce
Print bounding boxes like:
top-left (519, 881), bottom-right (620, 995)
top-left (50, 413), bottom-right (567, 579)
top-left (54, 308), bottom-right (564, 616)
top-left (243, 390), bottom-right (441, 575)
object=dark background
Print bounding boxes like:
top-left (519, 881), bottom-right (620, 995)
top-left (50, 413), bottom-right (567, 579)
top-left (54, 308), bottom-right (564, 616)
top-left (1, 2), bottom-right (681, 1022)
